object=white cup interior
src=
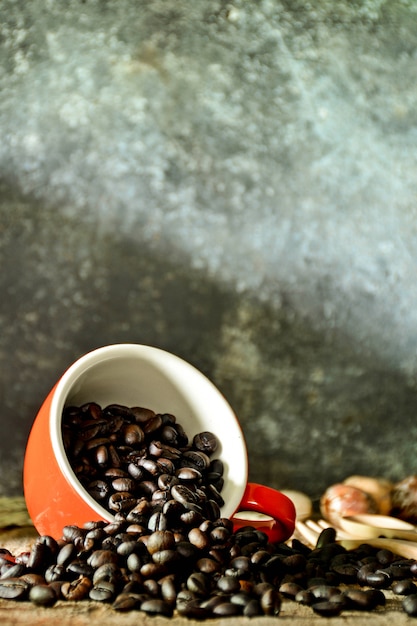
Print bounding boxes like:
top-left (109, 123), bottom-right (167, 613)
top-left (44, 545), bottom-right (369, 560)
top-left (50, 343), bottom-right (248, 521)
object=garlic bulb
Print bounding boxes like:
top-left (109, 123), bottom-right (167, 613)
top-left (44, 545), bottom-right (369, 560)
top-left (320, 483), bottom-right (378, 527)
top-left (343, 475), bottom-right (393, 515)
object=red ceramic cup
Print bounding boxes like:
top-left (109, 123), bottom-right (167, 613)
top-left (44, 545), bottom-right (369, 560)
top-left (23, 344), bottom-right (295, 541)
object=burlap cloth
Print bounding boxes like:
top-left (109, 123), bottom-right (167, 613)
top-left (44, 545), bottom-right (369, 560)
top-left (0, 498), bottom-right (411, 625)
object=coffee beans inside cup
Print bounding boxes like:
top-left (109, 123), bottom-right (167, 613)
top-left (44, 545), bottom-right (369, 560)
top-left (62, 402), bottom-right (225, 527)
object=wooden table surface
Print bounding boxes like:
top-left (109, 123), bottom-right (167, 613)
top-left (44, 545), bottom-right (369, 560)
top-left (0, 498), bottom-right (413, 625)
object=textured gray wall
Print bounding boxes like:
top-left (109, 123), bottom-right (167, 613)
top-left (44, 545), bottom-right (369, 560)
top-left (1, 0), bottom-right (417, 504)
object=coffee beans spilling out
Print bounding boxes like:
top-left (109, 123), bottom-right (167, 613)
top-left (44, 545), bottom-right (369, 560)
top-left (62, 402), bottom-right (225, 526)
top-left (3, 520), bottom-right (417, 617)
top-left (2, 403), bottom-right (417, 617)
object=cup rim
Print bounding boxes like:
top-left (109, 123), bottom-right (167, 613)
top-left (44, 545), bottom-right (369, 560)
top-left (49, 343), bottom-right (249, 521)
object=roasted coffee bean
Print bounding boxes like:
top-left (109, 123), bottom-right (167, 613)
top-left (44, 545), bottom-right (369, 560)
top-left (146, 530), bottom-right (176, 555)
top-left (176, 467), bottom-right (202, 483)
top-left (142, 414), bottom-right (163, 434)
top-left (67, 560), bottom-right (94, 578)
top-left (87, 549), bottom-right (119, 569)
top-left (295, 589), bottom-right (315, 605)
top-left (160, 425), bottom-right (180, 445)
top-left (205, 484), bottom-right (225, 507)
top-left (137, 480), bottom-right (159, 497)
top-left (187, 572), bottom-right (211, 595)
top-left (57, 542), bottom-right (76, 567)
top-left (45, 564), bottom-right (66, 583)
top-left (213, 601), bottom-right (242, 616)
top-left (171, 484), bottom-right (201, 509)
top-left (108, 491), bottom-right (137, 512)
top-left (151, 549), bottom-right (179, 568)
top-left (193, 432), bottom-right (218, 455)
top-left (188, 527), bottom-right (210, 551)
top-left (217, 574), bottom-right (241, 593)
top-left (112, 477), bottom-right (137, 493)
top-left (388, 560), bottom-right (414, 580)
top-left (29, 584), bottom-right (57, 607)
top-left (0, 563), bottom-right (26, 579)
top-left (343, 588), bottom-right (383, 610)
top-left (392, 579), bottom-right (417, 595)
top-left (156, 457), bottom-right (176, 475)
top-left (126, 553), bottom-right (143, 573)
top-left (93, 562), bottom-right (122, 585)
top-left (315, 527), bottom-right (337, 548)
top-left (279, 581), bottom-right (304, 599)
top-left (244, 597), bottom-right (262, 616)
top-left (131, 406), bottom-right (156, 423)
top-left (28, 542), bottom-right (50, 571)
top-left (0, 578), bottom-right (29, 600)
top-left (143, 578), bottom-right (161, 595)
top-left (122, 424), bottom-right (145, 446)
top-left (200, 594), bottom-right (226, 611)
top-left (147, 512), bottom-right (169, 532)
top-left (260, 588), bottom-right (282, 616)
top-left (61, 576), bottom-right (93, 601)
top-left (88, 480), bottom-right (110, 500)
top-left (197, 557), bottom-right (221, 574)
top-left (141, 598), bottom-right (174, 616)
top-left (160, 576), bottom-right (177, 603)
top-left (357, 562), bottom-right (377, 585)
top-left (312, 600), bottom-right (343, 617)
top-left (403, 594), bottom-right (417, 616)
top-left (112, 591), bottom-right (147, 611)
top-left (365, 569), bottom-right (392, 589)
top-left (177, 597), bottom-right (210, 619)
top-left (20, 573), bottom-right (46, 587)
top-left (180, 450), bottom-right (211, 472)
top-left (89, 580), bottom-right (116, 602)
top-left (126, 462), bottom-right (144, 481)
top-left (62, 525), bottom-right (85, 544)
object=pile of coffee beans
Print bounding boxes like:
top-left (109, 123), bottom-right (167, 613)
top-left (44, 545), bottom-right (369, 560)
top-left (62, 402), bottom-right (225, 527)
top-left (2, 402), bottom-right (417, 617)
top-left (2, 519), bottom-right (417, 617)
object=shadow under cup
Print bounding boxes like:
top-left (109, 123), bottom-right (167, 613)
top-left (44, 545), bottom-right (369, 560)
top-left (23, 344), bottom-right (250, 539)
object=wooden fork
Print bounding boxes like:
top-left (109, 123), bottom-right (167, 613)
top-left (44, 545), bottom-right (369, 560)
top-left (295, 518), bottom-right (417, 560)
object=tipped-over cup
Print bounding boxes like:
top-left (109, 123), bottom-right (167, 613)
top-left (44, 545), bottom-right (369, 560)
top-left (24, 344), bottom-right (295, 541)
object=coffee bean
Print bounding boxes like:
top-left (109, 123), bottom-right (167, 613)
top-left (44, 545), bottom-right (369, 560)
top-left (0, 563), bottom-right (26, 579)
top-left (112, 592), bottom-right (148, 611)
top-left (89, 580), bottom-right (116, 602)
top-left (192, 432), bottom-right (218, 455)
top-left (343, 587), bottom-right (384, 610)
top-left (393, 579), bottom-right (417, 595)
top-left (244, 597), bottom-right (262, 616)
top-left (160, 576), bottom-right (177, 603)
top-left (61, 576), bottom-right (93, 601)
top-left (213, 601), bottom-right (242, 616)
top-left (312, 600), bottom-right (343, 617)
top-left (260, 588), bottom-right (282, 616)
top-left (177, 597), bottom-right (210, 619)
top-left (365, 570), bottom-right (392, 589)
top-left (141, 598), bottom-right (174, 616)
top-left (176, 467), bottom-right (202, 483)
top-left (403, 594), bottom-right (417, 616)
top-left (217, 574), bottom-right (241, 593)
top-left (187, 572), bottom-right (211, 595)
top-left (87, 549), bottom-right (118, 569)
top-left (0, 578), bottom-right (29, 600)
top-left (29, 584), bottom-right (57, 607)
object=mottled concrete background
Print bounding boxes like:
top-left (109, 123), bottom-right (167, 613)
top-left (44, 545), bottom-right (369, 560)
top-left (1, 0), bottom-right (417, 503)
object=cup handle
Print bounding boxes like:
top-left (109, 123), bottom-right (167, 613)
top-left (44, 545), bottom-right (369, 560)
top-left (231, 482), bottom-right (296, 543)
